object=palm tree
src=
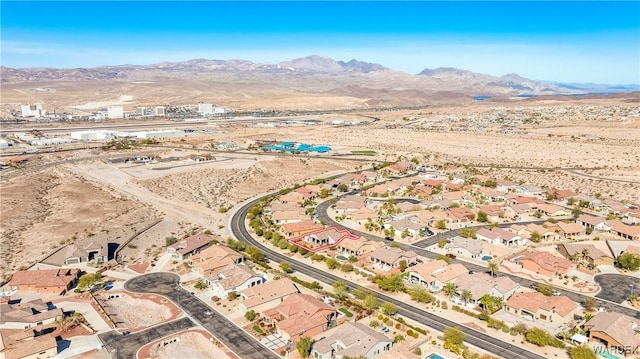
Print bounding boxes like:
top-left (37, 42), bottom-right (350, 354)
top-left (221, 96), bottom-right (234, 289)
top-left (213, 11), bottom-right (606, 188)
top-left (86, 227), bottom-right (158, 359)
top-left (581, 248), bottom-right (590, 260)
top-left (570, 253), bottom-right (581, 263)
top-left (443, 282), bottom-right (457, 299)
top-left (487, 260), bottom-right (499, 277)
top-left (461, 290), bottom-right (473, 305)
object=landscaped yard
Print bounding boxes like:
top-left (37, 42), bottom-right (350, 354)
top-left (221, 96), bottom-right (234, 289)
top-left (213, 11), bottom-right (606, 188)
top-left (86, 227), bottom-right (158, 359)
top-left (339, 307), bottom-right (353, 317)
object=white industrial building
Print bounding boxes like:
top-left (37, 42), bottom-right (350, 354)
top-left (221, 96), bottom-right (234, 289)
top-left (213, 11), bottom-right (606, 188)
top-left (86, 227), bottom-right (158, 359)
top-left (21, 104), bottom-right (46, 117)
top-left (0, 139), bottom-right (10, 149)
top-left (129, 129), bottom-right (185, 139)
top-left (70, 130), bottom-right (119, 141)
top-left (155, 106), bottom-right (166, 116)
top-left (107, 106), bottom-right (124, 119)
top-left (30, 138), bottom-right (75, 146)
top-left (198, 103), bottom-right (213, 115)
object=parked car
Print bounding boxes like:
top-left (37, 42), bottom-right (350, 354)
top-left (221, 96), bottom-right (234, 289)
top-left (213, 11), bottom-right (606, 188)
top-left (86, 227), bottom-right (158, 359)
top-left (446, 254), bottom-right (456, 259)
top-left (384, 236), bottom-right (394, 241)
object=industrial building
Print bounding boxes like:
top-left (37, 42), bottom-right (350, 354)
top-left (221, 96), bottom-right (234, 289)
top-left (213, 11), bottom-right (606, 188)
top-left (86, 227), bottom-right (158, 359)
top-left (20, 104), bottom-right (46, 117)
top-left (70, 130), bottom-right (119, 141)
top-left (107, 106), bottom-right (124, 119)
top-left (198, 103), bottom-right (213, 115)
top-left (129, 129), bottom-right (185, 139)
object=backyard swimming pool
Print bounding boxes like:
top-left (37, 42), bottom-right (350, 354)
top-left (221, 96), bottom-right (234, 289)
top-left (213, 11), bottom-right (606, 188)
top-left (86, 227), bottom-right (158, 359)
top-left (481, 255), bottom-right (493, 261)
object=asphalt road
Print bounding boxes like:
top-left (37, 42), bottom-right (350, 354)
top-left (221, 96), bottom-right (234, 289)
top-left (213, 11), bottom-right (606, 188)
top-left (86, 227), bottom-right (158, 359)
top-left (231, 197), bottom-right (547, 359)
top-left (594, 274), bottom-right (640, 304)
top-left (124, 272), bottom-right (279, 359)
top-left (98, 317), bottom-right (194, 359)
top-left (315, 194), bottom-right (640, 319)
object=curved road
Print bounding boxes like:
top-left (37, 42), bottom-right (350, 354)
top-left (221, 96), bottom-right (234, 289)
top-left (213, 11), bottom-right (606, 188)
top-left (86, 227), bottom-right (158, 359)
top-left (230, 196), bottom-right (546, 359)
top-left (124, 272), bottom-right (279, 359)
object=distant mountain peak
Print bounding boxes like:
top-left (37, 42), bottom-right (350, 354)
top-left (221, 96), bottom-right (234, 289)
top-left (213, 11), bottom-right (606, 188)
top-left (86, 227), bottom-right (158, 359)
top-left (418, 67), bottom-right (474, 76)
top-left (277, 55), bottom-right (387, 73)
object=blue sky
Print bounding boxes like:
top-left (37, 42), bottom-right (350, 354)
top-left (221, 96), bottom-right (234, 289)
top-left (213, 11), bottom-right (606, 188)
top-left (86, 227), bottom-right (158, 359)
top-left (1, 1), bottom-right (639, 84)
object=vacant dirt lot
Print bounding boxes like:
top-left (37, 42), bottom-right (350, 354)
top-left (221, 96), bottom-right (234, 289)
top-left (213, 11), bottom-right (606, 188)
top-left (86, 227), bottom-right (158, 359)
top-left (144, 330), bottom-right (232, 359)
top-left (96, 292), bottom-right (176, 329)
top-left (0, 166), bottom-right (154, 279)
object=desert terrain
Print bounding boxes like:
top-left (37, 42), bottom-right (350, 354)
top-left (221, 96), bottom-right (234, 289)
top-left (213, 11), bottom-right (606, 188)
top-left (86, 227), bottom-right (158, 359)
top-left (1, 89), bottom-right (639, 280)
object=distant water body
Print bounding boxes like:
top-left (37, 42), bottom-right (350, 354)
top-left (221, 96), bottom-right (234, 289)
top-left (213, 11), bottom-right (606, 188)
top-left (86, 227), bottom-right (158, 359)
top-left (472, 96), bottom-right (492, 101)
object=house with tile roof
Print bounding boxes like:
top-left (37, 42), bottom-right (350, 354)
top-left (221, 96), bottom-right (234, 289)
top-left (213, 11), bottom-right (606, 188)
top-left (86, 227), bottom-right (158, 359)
top-left (7, 268), bottom-right (80, 295)
top-left (351, 207), bottom-right (378, 225)
top-left (477, 205), bottom-right (503, 222)
top-left (0, 299), bottom-right (62, 329)
top-left (477, 228), bottom-right (526, 246)
top-left (0, 328), bottom-right (58, 359)
top-left (495, 179), bottom-right (517, 193)
top-left (608, 221), bottom-right (640, 241)
top-left (280, 220), bottom-right (324, 237)
top-left (369, 247), bottom-right (417, 271)
top-left (207, 263), bottom-right (262, 297)
top-left (557, 243), bottom-right (614, 266)
top-left (445, 236), bottom-right (483, 259)
top-left (546, 188), bottom-right (577, 201)
top-left (43, 239), bottom-right (108, 266)
top-left (513, 249), bottom-right (576, 277)
top-left (505, 291), bottom-right (579, 323)
top-left (556, 222), bottom-right (587, 239)
top-left (576, 215), bottom-right (613, 233)
top-left (167, 232), bottom-right (212, 260)
top-left (383, 218), bottom-right (428, 237)
top-left (312, 322), bottom-right (393, 359)
top-left (271, 210), bottom-right (310, 225)
top-left (536, 203), bottom-right (570, 217)
top-left (288, 226), bottom-right (361, 253)
top-left (452, 273), bottom-right (520, 305)
top-left (406, 259), bottom-right (449, 291)
top-left (190, 244), bottom-right (244, 277)
top-left (510, 223), bottom-right (560, 242)
top-left (239, 278), bottom-right (300, 313)
top-left (341, 173), bottom-right (367, 186)
top-left (583, 312), bottom-right (640, 357)
top-left (431, 263), bottom-right (469, 290)
top-left (336, 237), bottom-right (383, 258)
top-left (263, 293), bottom-right (336, 342)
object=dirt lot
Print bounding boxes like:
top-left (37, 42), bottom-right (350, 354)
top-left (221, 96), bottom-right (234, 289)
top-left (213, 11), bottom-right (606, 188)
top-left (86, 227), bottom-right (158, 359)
top-left (96, 292), bottom-right (177, 330)
top-left (143, 330), bottom-right (233, 359)
top-left (0, 166), bottom-right (155, 279)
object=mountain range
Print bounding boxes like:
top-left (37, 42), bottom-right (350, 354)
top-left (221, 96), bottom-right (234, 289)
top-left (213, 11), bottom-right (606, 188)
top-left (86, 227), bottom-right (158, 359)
top-left (2, 55), bottom-right (637, 110)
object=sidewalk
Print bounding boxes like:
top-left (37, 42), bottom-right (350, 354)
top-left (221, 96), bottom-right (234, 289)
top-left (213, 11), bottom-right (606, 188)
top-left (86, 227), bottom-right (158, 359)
top-left (102, 270), bottom-right (135, 281)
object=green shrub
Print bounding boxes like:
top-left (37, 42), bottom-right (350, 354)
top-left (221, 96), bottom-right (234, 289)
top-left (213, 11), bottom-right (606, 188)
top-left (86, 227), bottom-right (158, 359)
top-left (339, 308), bottom-right (353, 318)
